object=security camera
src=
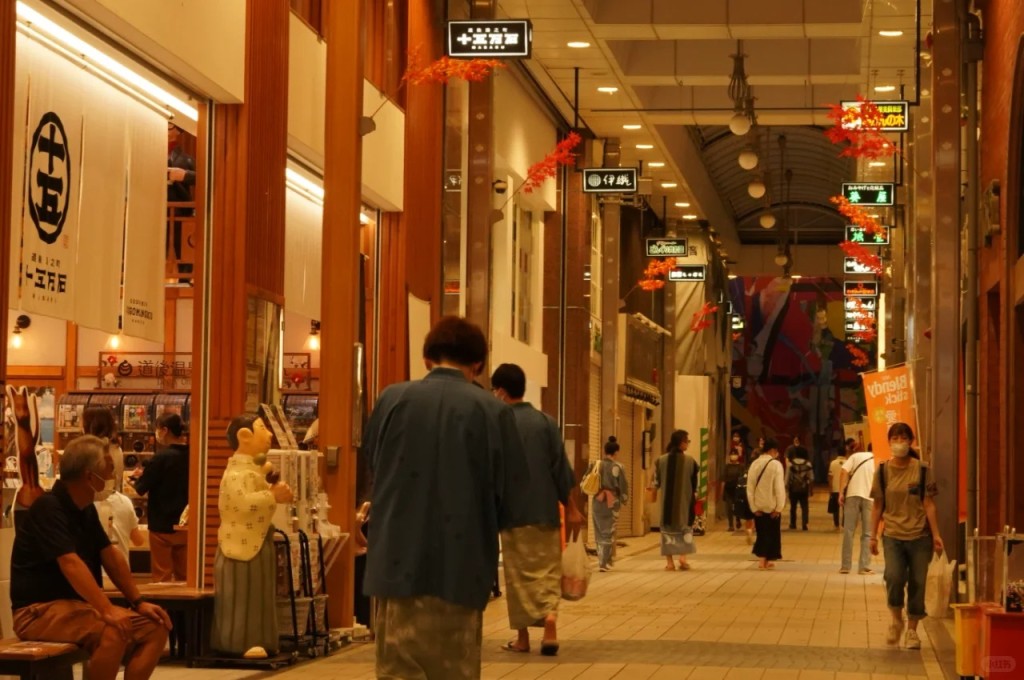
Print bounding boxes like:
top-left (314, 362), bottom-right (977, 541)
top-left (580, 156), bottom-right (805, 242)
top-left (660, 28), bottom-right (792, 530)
top-left (492, 179), bottom-right (508, 194)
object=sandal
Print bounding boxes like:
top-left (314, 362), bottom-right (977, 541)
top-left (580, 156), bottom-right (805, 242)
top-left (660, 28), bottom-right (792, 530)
top-left (502, 641), bottom-right (529, 654)
top-left (664, 564), bottom-right (676, 571)
top-left (678, 561), bottom-right (691, 571)
top-left (540, 641), bottom-right (559, 656)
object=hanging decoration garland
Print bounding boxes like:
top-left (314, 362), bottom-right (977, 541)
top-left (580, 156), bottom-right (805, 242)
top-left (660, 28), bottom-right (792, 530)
top-left (830, 196), bottom-right (888, 240)
top-left (403, 49), bottom-right (507, 85)
top-left (690, 301), bottom-right (720, 333)
top-left (846, 343), bottom-right (870, 367)
top-left (838, 240), bottom-right (884, 274)
top-left (824, 97), bottom-right (896, 160)
top-left (638, 258), bottom-right (676, 291)
top-left (522, 132), bottom-right (583, 194)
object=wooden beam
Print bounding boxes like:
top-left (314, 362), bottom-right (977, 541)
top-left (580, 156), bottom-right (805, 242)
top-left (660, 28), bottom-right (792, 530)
top-left (0, 1), bottom-right (13, 389)
top-left (321, 0), bottom-right (364, 627)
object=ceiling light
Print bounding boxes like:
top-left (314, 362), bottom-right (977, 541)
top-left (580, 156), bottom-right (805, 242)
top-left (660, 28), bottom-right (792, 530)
top-left (728, 274), bottom-right (738, 280)
top-left (869, 161), bottom-right (886, 167)
top-left (682, 214), bottom-right (699, 220)
top-left (874, 85), bottom-right (897, 93)
top-left (636, 144), bottom-right (654, 150)
top-left (774, 253), bottom-right (789, 267)
top-left (661, 182), bottom-right (677, 189)
top-left (597, 86), bottom-right (618, 94)
top-left (748, 178), bottom-right (766, 199)
top-left (16, 2), bottom-right (198, 121)
top-left (675, 202), bottom-right (691, 208)
top-left (738, 148), bottom-right (759, 170)
top-left (648, 161), bottom-right (665, 168)
top-left (879, 30), bottom-right (904, 37)
top-left (623, 124), bottom-right (642, 130)
top-left (567, 41), bottom-right (591, 48)
top-left (791, 275), bottom-right (803, 280)
top-left (759, 213), bottom-right (776, 229)
top-left (729, 112), bottom-right (752, 136)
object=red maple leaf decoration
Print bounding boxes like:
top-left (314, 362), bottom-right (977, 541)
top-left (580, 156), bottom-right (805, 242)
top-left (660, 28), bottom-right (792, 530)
top-left (690, 301), bottom-right (720, 333)
top-left (522, 132), bottom-right (582, 194)
top-left (824, 97), bottom-right (897, 159)
top-left (838, 240), bottom-right (883, 274)
top-left (846, 343), bottom-right (870, 368)
top-left (403, 51), bottom-right (507, 85)
top-left (830, 196), bottom-right (888, 240)
top-left (637, 258), bottom-right (676, 291)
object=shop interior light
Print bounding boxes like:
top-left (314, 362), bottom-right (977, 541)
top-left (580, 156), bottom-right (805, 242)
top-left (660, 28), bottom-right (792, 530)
top-left (16, 2), bottom-right (198, 121)
top-left (623, 124), bottom-right (642, 130)
top-left (636, 144), bottom-right (654, 150)
top-left (682, 214), bottom-right (699, 220)
top-left (874, 85), bottom-right (897, 93)
top-left (675, 201), bottom-right (690, 207)
top-left (567, 41), bottom-right (591, 49)
top-left (107, 334), bottom-right (121, 350)
top-left (597, 86), bottom-right (619, 94)
top-left (648, 161), bottom-right (665, 168)
top-left (360, 211), bottom-right (372, 225)
top-left (10, 315), bottom-right (30, 349)
top-left (285, 167), bottom-right (325, 203)
top-left (869, 161), bottom-right (887, 167)
top-left (661, 182), bottom-right (677, 189)
top-left (307, 320), bottom-right (321, 351)
top-left (879, 30), bottom-right (904, 37)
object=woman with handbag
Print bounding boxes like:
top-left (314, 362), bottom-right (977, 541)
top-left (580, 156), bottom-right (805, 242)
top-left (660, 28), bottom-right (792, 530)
top-left (591, 437), bottom-right (628, 572)
top-left (650, 430), bottom-right (699, 571)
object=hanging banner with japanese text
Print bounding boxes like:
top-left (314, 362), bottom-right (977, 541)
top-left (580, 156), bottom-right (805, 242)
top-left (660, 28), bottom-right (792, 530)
top-left (861, 364), bottom-right (918, 458)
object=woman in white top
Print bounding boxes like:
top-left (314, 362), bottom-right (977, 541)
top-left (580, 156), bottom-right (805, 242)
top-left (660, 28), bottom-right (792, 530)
top-left (745, 438), bottom-right (787, 569)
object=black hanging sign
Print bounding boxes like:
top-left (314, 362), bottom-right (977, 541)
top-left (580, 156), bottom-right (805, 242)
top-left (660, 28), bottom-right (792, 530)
top-left (668, 265), bottom-right (706, 282)
top-left (582, 168), bottom-right (638, 194)
top-left (841, 182), bottom-right (895, 206)
top-left (446, 20), bottom-right (532, 58)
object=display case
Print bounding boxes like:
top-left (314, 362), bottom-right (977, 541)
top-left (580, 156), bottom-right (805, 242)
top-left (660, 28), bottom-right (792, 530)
top-left (153, 393), bottom-right (190, 429)
top-left (121, 395), bottom-right (156, 455)
top-left (88, 393), bottom-right (124, 430)
top-left (55, 393), bottom-right (91, 450)
top-left (281, 394), bottom-right (318, 444)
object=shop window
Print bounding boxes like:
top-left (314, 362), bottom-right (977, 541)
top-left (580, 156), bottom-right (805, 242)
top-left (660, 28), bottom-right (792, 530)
top-left (511, 202), bottom-right (534, 344)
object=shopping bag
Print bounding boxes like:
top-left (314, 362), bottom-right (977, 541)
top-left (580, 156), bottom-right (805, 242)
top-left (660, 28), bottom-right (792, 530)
top-left (925, 550), bottom-right (956, 618)
top-left (560, 537), bottom-right (591, 601)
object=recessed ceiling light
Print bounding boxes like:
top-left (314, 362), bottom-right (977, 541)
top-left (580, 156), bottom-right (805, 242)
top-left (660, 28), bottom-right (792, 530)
top-left (879, 30), bottom-right (904, 37)
top-left (567, 41), bottom-right (591, 48)
top-left (648, 161), bottom-right (665, 168)
top-left (791, 275), bottom-right (803, 279)
top-left (661, 182), bottom-right (678, 189)
top-left (597, 86), bottom-right (618, 94)
top-left (682, 214), bottom-right (698, 220)
top-left (623, 124), bottom-right (642, 130)
top-left (874, 85), bottom-right (897, 93)
top-left (636, 144), bottom-right (654, 150)
top-left (869, 161), bottom-right (886, 167)
top-left (675, 201), bottom-right (691, 208)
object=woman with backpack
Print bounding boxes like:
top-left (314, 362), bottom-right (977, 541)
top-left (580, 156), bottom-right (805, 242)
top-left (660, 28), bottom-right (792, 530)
top-left (785, 446), bottom-right (814, 530)
top-left (590, 437), bottom-right (629, 572)
top-left (869, 422), bottom-right (943, 650)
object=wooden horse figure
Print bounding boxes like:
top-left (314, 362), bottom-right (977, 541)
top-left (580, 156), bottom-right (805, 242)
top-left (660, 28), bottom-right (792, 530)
top-left (6, 386), bottom-right (41, 510)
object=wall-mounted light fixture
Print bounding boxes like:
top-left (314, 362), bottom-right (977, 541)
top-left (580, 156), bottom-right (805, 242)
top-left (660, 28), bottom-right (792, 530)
top-left (10, 314), bottom-right (30, 349)
top-left (107, 333), bottom-right (122, 350)
top-left (307, 320), bottom-right (321, 351)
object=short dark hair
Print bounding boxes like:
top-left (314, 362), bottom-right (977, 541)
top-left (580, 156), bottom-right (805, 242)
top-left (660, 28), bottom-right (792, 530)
top-left (887, 422), bottom-right (915, 441)
top-left (490, 363), bottom-right (526, 399)
top-left (604, 436), bottom-right (620, 455)
top-left (422, 316), bottom-right (488, 371)
top-left (667, 429), bottom-right (689, 451)
top-left (226, 414), bottom-right (259, 450)
top-left (83, 406), bottom-right (117, 439)
top-left (763, 438), bottom-right (780, 453)
top-left (156, 412), bottom-right (185, 438)
top-left (791, 445), bottom-right (809, 459)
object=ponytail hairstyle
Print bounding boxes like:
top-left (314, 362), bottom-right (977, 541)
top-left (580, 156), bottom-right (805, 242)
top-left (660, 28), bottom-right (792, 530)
top-left (603, 436), bottom-right (620, 456)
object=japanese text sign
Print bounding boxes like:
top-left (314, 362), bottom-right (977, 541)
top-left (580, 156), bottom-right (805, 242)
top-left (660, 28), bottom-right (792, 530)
top-left (840, 100), bottom-right (910, 132)
top-left (582, 168), bottom-right (638, 194)
top-left (668, 265), bottom-right (706, 282)
top-left (645, 238), bottom-right (688, 257)
top-left (447, 20), bottom-right (532, 58)
top-left (845, 224), bottom-right (890, 245)
top-left (842, 182), bottom-right (895, 206)
top-left (844, 280), bottom-right (880, 297)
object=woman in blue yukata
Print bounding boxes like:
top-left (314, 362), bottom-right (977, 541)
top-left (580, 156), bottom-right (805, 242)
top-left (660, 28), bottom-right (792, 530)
top-left (591, 437), bottom-right (628, 572)
top-left (651, 430), bottom-right (699, 571)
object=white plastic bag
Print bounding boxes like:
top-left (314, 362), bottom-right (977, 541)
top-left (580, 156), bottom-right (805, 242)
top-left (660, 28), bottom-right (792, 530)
top-left (560, 537), bottom-right (591, 601)
top-left (925, 550), bottom-right (956, 618)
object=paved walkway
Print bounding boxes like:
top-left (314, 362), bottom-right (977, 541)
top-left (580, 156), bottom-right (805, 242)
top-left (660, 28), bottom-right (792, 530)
top-left (156, 507), bottom-right (950, 680)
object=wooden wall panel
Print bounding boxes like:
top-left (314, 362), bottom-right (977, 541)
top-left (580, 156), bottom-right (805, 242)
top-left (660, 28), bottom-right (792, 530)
top-left (290, 0), bottom-right (323, 36)
top-left (364, 0), bottom-right (408, 104)
top-left (0, 2), bottom-right (14, 386)
top-left (376, 211), bottom-right (408, 390)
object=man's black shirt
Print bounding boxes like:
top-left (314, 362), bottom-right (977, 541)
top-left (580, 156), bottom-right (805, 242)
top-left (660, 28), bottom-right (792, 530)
top-left (10, 480), bottom-right (110, 610)
top-left (134, 443), bottom-right (189, 533)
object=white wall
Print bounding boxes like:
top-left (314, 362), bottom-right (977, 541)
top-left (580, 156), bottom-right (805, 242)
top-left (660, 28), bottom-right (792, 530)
top-left (361, 81), bottom-right (405, 211)
top-left (493, 70), bottom-right (558, 212)
top-left (57, 0), bottom-right (245, 102)
top-left (731, 245), bottom-right (848, 278)
top-left (288, 15), bottom-right (326, 166)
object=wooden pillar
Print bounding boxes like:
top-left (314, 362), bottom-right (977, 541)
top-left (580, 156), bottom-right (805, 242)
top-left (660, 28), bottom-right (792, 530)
top-left (0, 1), bottom-right (14, 385)
top-left (197, 0), bottom-right (290, 586)
top-left (321, 0), bottom-right (364, 628)
top-left (464, 0), bottom-right (496, 345)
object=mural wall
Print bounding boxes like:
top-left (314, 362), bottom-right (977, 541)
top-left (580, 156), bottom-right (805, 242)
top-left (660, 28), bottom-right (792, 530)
top-left (729, 276), bottom-right (874, 481)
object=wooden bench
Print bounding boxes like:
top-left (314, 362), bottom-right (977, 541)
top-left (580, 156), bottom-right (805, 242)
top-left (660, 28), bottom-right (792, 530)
top-left (105, 583), bottom-right (215, 666)
top-left (0, 639), bottom-right (87, 680)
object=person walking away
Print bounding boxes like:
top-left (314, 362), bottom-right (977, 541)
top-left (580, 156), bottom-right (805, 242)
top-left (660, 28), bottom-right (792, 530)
top-left (491, 363), bottom-right (583, 656)
top-left (133, 413), bottom-right (190, 582)
top-left (592, 437), bottom-right (628, 572)
top-left (651, 430), bottom-right (699, 571)
top-left (746, 439), bottom-right (786, 569)
top-left (729, 432), bottom-right (747, 466)
top-left (838, 443), bottom-right (875, 574)
top-left (869, 422), bottom-right (942, 650)
top-left (740, 437), bottom-right (765, 544)
top-left (721, 447), bottom-right (746, 532)
top-left (785, 446), bottom-right (814, 530)
top-left (363, 316), bottom-right (529, 679)
top-left (827, 441), bottom-right (853, 532)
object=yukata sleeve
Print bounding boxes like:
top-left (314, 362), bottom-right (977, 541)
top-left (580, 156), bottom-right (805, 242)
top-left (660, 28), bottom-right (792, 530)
top-left (549, 420), bottom-right (574, 506)
top-left (496, 405), bottom-right (529, 529)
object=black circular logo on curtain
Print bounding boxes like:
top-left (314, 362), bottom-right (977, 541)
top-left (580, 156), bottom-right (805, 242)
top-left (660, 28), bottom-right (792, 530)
top-left (27, 111), bottom-right (71, 245)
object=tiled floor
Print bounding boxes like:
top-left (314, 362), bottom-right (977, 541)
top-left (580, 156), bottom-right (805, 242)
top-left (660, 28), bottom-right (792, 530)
top-left (153, 511), bottom-right (947, 680)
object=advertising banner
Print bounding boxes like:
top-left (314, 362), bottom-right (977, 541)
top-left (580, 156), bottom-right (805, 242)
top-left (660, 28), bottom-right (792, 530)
top-left (861, 364), bottom-right (918, 457)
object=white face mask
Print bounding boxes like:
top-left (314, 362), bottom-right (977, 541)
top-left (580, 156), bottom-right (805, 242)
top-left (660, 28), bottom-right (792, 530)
top-left (91, 472), bottom-right (116, 501)
top-left (890, 442), bottom-right (910, 458)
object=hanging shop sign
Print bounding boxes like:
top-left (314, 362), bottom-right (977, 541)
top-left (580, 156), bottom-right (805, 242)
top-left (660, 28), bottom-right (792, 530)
top-left (841, 182), bottom-right (895, 206)
top-left (731, 313), bottom-right (745, 331)
top-left (668, 265), bottom-right (706, 282)
top-left (845, 296), bottom-right (878, 312)
top-left (844, 280), bottom-right (880, 297)
top-left (861, 364), bottom-right (918, 452)
top-left (845, 224), bottom-right (890, 245)
top-left (446, 20), bottom-right (532, 58)
top-left (645, 237), bottom-right (687, 257)
top-left (844, 257), bottom-right (880, 275)
top-left (845, 316), bottom-right (876, 334)
top-left (840, 100), bottom-right (910, 132)
top-left (582, 168), bottom-right (638, 194)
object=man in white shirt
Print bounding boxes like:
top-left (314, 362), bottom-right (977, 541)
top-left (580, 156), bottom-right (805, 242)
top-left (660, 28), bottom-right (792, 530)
top-left (839, 447), bottom-right (876, 574)
top-left (827, 439), bottom-right (854, 531)
top-left (746, 439), bottom-right (787, 570)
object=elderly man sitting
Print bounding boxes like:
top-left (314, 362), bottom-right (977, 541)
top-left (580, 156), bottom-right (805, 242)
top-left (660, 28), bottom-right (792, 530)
top-left (10, 435), bottom-right (172, 680)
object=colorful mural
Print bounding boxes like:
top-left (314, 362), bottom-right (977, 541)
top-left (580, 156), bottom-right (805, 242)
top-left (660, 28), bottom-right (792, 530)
top-left (729, 276), bottom-right (874, 481)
